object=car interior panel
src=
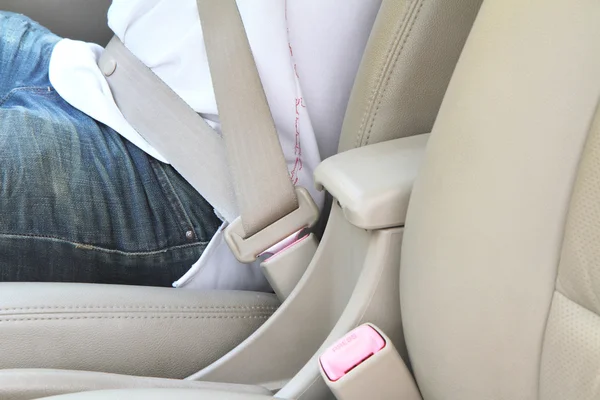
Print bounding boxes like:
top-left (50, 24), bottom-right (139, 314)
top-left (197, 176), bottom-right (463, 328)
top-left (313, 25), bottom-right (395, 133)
top-left (0, 0), bottom-right (597, 399)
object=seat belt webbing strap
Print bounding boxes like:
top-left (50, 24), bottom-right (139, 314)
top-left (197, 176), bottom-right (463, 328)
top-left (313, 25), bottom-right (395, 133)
top-left (100, 1), bottom-right (312, 262)
top-left (99, 37), bottom-right (239, 222)
top-left (196, 0), bottom-right (299, 237)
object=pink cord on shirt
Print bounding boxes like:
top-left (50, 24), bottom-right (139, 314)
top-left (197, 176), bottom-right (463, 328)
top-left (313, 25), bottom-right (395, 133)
top-left (286, 0), bottom-right (304, 186)
top-left (290, 96), bottom-right (305, 184)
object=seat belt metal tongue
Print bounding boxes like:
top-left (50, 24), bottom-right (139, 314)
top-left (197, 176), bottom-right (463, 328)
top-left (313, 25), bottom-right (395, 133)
top-left (197, 0), bottom-right (319, 262)
top-left (225, 187), bottom-right (319, 264)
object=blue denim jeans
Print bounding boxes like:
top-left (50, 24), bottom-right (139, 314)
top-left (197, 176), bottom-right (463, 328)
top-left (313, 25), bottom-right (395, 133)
top-left (0, 12), bottom-right (221, 286)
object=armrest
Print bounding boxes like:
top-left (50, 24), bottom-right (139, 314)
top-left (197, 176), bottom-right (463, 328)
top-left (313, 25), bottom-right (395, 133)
top-left (315, 134), bottom-right (429, 229)
top-left (39, 388), bottom-right (273, 400)
top-left (0, 283), bottom-right (279, 379)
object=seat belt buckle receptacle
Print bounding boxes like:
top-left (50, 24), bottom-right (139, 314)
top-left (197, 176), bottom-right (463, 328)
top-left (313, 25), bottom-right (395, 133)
top-left (260, 232), bottom-right (319, 301)
top-left (319, 324), bottom-right (422, 400)
top-left (224, 187), bottom-right (320, 263)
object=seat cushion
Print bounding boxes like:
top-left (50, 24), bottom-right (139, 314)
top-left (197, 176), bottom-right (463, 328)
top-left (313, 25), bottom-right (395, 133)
top-left (0, 369), bottom-right (272, 400)
top-left (39, 388), bottom-right (273, 400)
top-left (0, 283), bottom-right (279, 378)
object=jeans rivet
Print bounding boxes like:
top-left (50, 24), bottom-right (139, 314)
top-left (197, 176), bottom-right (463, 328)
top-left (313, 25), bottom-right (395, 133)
top-left (185, 230), bottom-right (195, 240)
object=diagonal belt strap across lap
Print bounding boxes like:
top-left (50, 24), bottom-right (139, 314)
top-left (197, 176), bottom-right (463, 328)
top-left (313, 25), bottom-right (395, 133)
top-left (99, 0), bottom-right (318, 262)
top-left (196, 0), bottom-right (299, 237)
top-left (99, 37), bottom-right (238, 223)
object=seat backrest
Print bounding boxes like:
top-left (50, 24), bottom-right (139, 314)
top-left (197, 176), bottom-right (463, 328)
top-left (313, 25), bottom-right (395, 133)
top-left (338, 0), bottom-right (483, 152)
top-left (400, 0), bottom-right (600, 399)
top-left (2, 0), bottom-right (112, 44)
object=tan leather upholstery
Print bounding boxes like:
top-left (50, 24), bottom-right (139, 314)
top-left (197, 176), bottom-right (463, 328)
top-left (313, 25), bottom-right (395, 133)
top-left (40, 389), bottom-right (273, 400)
top-left (0, 370), bottom-right (271, 400)
top-left (0, 284), bottom-right (278, 379)
top-left (338, 0), bottom-right (483, 152)
top-left (401, 0), bottom-right (600, 399)
top-left (555, 110), bottom-right (600, 317)
top-left (541, 107), bottom-right (600, 400)
top-left (1, 0), bottom-right (113, 45)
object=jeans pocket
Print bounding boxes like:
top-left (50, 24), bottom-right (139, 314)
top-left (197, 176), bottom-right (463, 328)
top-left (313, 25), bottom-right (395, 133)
top-left (0, 86), bottom-right (55, 108)
top-left (149, 160), bottom-right (221, 244)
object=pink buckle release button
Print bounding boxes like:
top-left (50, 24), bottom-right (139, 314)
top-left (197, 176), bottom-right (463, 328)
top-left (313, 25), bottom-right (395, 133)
top-left (319, 325), bottom-right (386, 382)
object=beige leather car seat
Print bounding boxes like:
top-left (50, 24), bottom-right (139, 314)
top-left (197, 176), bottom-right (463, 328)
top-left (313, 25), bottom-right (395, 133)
top-left (401, 0), bottom-right (600, 398)
top-left (338, 0), bottom-right (482, 151)
top-left (40, 0), bottom-right (600, 398)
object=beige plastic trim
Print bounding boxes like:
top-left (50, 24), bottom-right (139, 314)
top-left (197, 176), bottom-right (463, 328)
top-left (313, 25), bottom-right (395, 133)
top-left (188, 203), bottom-right (372, 387)
top-left (261, 234), bottom-right (319, 301)
top-left (319, 324), bottom-right (421, 400)
top-left (190, 204), bottom-right (408, 400)
top-left (277, 225), bottom-right (407, 400)
top-left (315, 134), bottom-right (429, 230)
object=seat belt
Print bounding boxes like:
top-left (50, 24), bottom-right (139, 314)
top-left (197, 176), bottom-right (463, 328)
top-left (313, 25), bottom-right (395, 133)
top-left (98, 37), bottom-right (238, 223)
top-left (197, 0), bottom-right (298, 238)
top-left (98, 0), bottom-right (319, 263)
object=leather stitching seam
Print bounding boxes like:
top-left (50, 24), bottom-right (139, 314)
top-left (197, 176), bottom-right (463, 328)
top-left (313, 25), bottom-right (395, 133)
top-left (0, 305), bottom-right (278, 312)
top-left (555, 289), bottom-right (600, 319)
top-left (0, 315), bottom-right (271, 322)
top-left (354, 1), bottom-right (415, 148)
top-left (364, 0), bottom-right (426, 147)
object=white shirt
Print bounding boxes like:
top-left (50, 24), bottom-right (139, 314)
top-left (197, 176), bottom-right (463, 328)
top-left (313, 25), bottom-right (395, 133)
top-left (48, 0), bottom-right (381, 290)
